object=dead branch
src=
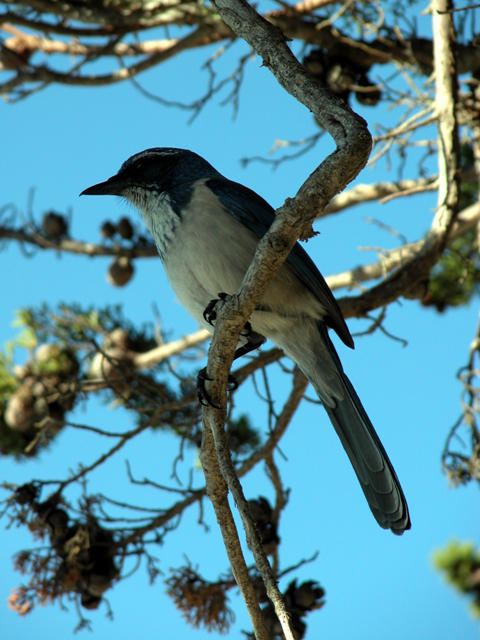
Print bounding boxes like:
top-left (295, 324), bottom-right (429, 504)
top-left (322, 176), bottom-right (438, 216)
top-left (328, 202), bottom-right (480, 296)
top-left (336, 0), bottom-right (461, 320)
top-left (2, 3), bottom-right (480, 101)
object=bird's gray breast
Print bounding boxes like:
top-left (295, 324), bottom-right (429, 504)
top-left (140, 179), bottom-right (326, 338)
top-left (162, 180), bottom-right (258, 327)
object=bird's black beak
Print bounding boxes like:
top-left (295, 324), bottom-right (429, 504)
top-left (80, 175), bottom-right (126, 197)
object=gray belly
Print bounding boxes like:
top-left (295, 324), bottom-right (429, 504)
top-left (163, 205), bottom-right (256, 327)
top-left (161, 186), bottom-right (325, 339)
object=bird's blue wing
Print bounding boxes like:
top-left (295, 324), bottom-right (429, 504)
top-left (206, 177), bottom-right (353, 348)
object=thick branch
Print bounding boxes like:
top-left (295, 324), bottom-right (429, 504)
top-left (432, 0), bottom-right (461, 227)
top-left (196, 1), bottom-right (371, 638)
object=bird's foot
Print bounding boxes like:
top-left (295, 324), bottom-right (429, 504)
top-left (197, 367), bottom-right (239, 408)
top-left (197, 368), bottom-right (219, 408)
top-left (203, 296), bottom-right (253, 340)
top-left (203, 293), bottom-right (229, 326)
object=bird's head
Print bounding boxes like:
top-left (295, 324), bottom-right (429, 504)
top-left (80, 147), bottom-right (220, 211)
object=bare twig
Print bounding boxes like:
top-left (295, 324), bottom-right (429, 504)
top-left (236, 367), bottom-right (309, 478)
top-left (0, 224), bottom-right (157, 257)
top-left (336, 0), bottom-right (460, 325)
top-left (133, 329), bottom-right (211, 369)
top-left (328, 202), bottom-right (479, 295)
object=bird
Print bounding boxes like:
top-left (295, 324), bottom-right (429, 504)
top-left (81, 147), bottom-right (411, 535)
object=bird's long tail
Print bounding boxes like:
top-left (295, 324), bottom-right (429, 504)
top-left (276, 320), bottom-right (411, 535)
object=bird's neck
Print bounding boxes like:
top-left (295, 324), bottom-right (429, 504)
top-left (130, 189), bottom-right (181, 262)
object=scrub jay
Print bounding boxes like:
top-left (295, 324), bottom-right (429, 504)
top-left (81, 147), bottom-right (410, 535)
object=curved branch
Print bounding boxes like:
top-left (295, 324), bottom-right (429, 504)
top-left (0, 25), bottom-right (224, 93)
top-left (197, 1), bottom-right (371, 638)
top-left (337, 0), bottom-right (461, 318)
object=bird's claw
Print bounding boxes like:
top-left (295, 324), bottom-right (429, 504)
top-left (197, 367), bottom-right (220, 408)
top-left (203, 293), bottom-right (229, 326)
top-left (196, 367), bottom-right (238, 408)
top-left (203, 296), bottom-right (252, 342)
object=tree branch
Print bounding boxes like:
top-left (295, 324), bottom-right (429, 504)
top-left (322, 176), bottom-right (439, 216)
top-left (329, 202), bottom-right (480, 298)
top-left (2, 4), bottom-right (480, 99)
top-left (0, 24), bottom-right (222, 94)
top-left (0, 225), bottom-right (158, 256)
top-left (132, 328), bottom-right (211, 369)
top-left (432, 0), bottom-right (461, 230)
top-left (334, 0), bottom-right (461, 319)
top-left (199, 418), bottom-right (271, 640)
top-left (194, 1), bottom-right (371, 637)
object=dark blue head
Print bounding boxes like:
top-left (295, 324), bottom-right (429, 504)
top-left (81, 148), bottom-right (226, 261)
top-left (80, 147), bottom-right (222, 204)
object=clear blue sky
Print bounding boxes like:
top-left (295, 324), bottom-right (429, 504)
top-left (1, 12), bottom-right (479, 640)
